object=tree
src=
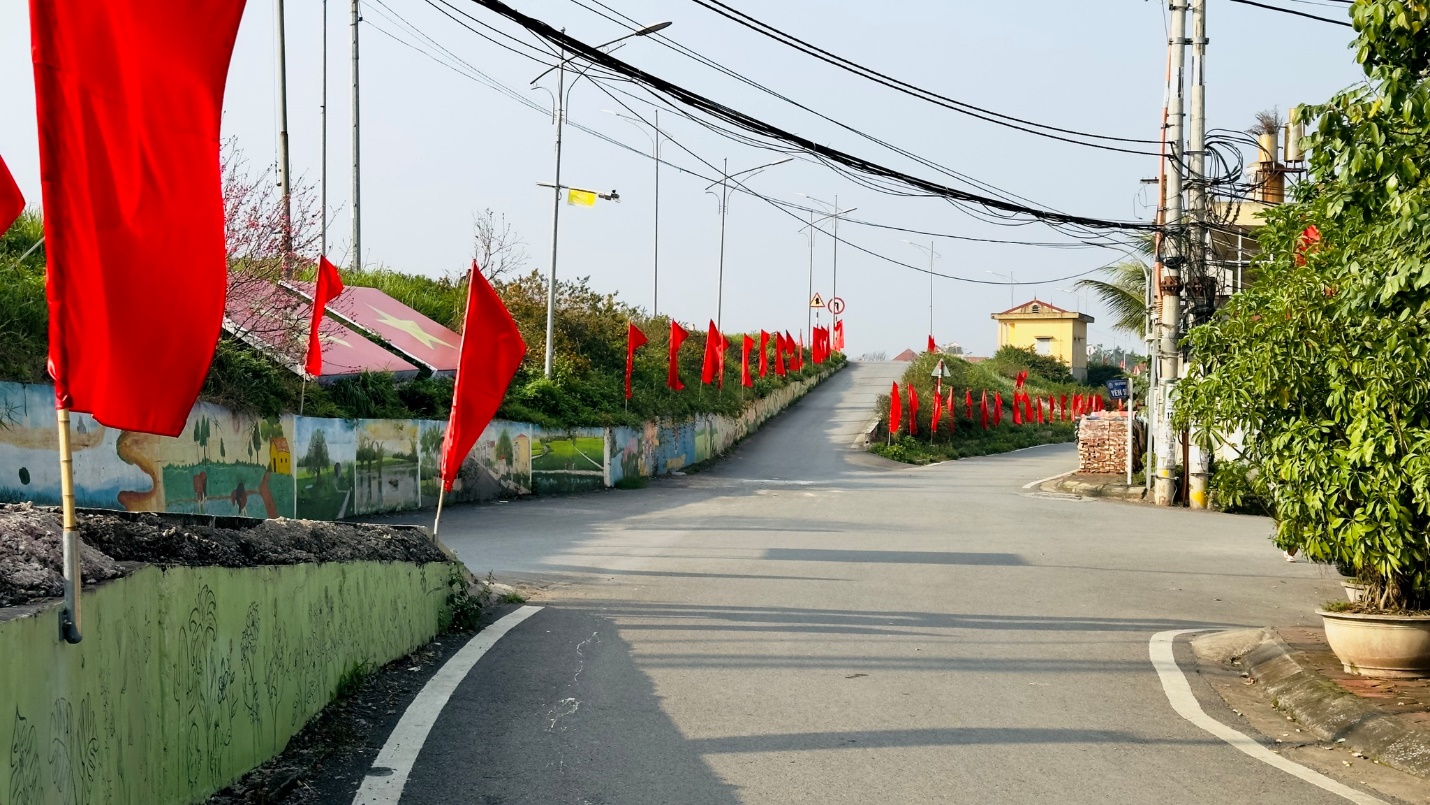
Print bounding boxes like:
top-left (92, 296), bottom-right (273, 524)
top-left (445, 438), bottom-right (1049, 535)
top-left (1075, 232), bottom-right (1153, 338)
top-left (472, 208), bottom-right (528, 282)
top-left (1176, 0), bottom-right (1430, 610)
top-left (303, 429), bottom-right (330, 480)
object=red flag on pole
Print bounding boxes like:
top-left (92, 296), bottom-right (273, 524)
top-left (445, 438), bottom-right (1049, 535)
top-left (1059, 394), bottom-right (1068, 421)
top-left (304, 256), bottom-right (346, 377)
top-left (1036, 395), bottom-right (1046, 424)
top-left (1024, 393), bottom-right (1036, 424)
top-left (946, 391), bottom-right (955, 434)
top-left (439, 264), bottom-right (526, 492)
top-left (930, 390), bottom-right (940, 434)
top-left (31, 0), bottom-right (246, 435)
top-left (833, 319), bottom-right (845, 350)
top-left (797, 332), bottom-right (805, 370)
top-left (966, 389), bottom-right (973, 421)
top-left (994, 391), bottom-right (1005, 427)
top-left (1011, 392), bottom-right (1022, 425)
top-left (701, 321), bottom-right (719, 385)
top-left (0, 155), bottom-right (23, 235)
top-left (889, 382), bottom-right (902, 436)
top-left (927, 334), bottom-right (937, 353)
top-left (786, 331), bottom-right (799, 370)
top-left (668, 321), bottom-right (688, 390)
top-left (759, 330), bottom-right (770, 377)
top-left (626, 322), bottom-right (648, 399)
top-left (1073, 394), bottom-right (1083, 417)
top-left (716, 331), bottom-right (728, 389)
top-left (908, 384), bottom-right (920, 436)
top-left (980, 390), bottom-right (989, 430)
top-left (741, 334), bottom-right (754, 388)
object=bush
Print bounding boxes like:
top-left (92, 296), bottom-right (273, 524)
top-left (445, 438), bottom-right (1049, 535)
top-left (987, 345), bottom-right (1075, 385)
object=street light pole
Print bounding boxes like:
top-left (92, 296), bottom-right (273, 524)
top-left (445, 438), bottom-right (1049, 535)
top-left (603, 109), bottom-right (662, 317)
top-left (904, 240), bottom-right (939, 341)
top-left (986, 270), bottom-right (1015, 308)
top-left (275, 0), bottom-right (293, 274)
top-left (705, 156), bottom-right (792, 332)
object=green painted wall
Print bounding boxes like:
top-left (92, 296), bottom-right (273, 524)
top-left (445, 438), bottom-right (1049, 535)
top-left (0, 560), bottom-right (457, 805)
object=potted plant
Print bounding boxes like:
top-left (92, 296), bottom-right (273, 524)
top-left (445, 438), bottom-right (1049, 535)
top-left (1176, 3), bottom-right (1430, 679)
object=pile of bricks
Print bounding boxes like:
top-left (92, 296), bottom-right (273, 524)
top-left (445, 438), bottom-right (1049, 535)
top-left (1077, 413), bottom-right (1144, 474)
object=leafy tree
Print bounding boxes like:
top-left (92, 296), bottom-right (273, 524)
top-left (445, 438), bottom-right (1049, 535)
top-left (1176, 0), bottom-right (1430, 609)
top-left (1075, 232), bottom-right (1154, 338)
top-left (304, 429), bottom-right (330, 479)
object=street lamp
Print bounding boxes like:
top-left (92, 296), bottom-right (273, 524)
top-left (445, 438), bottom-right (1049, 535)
top-left (603, 108), bottom-right (662, 319)
top-left (986, 270), bottom-right (1015, 308)
top-left (705, 156), bottom-right (792, 331)
top-left (532, 21), bottom-right (671, 378)
top-left (796, 205), bottom-right (855, 337)
top-left (1058, 286), bottom-right (1086, 312)
top-left (904, 240), bottom-right (940, 342)
top-left (798, 194), bottom-right (855, 315)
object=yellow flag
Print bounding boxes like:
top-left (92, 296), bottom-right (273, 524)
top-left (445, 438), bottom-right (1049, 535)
top-left (567, 189), bottom-right (597, 207)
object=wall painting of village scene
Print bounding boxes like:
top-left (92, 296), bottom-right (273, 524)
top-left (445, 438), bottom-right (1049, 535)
top-left (294, 417), bottom-right (358, 520)
top-left (530, 427), bottom-right (606, 493)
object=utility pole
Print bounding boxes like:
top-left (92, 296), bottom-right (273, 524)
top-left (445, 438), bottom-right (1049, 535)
top-left (716, 157), bottom-right (728, 332)
top-left (350, 0), bottom-right (361, 268)
top-left (276, 0), bottom-right (293, 274)
top-left (652, 108), bottom-right (660, 318)
top-left (831, 194), bottom-right (840, 302)
top-left (543, 38), bottom-right (567, 378)
top-left (1186, 0), bottom-right (1211, 509)
top-left (806, 209), bottom-right (816, 338)
top-left (1154, 0), bottom-right (1188, 507)
top-left (320, 0), bottom-right (328, 259)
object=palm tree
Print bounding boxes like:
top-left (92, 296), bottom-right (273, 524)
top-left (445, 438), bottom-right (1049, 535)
top-left (1075, 233), bottom-right (1153, 338)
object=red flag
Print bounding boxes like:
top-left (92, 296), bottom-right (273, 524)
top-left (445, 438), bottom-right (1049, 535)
top-left (946, 391), bottom-right (955, 434)
top-left (786, 331), bottom-right (799, 371)
top-left (440, 264), bottom-right (526, 492)
top-left (759, 330), bottom-right (770, 377)
top-left (741, 334), bottom-right (754, 388)
top-left (626, 322), bottom-right (648, 400)
top-left (716, 330), bottom-right (729, 389)
top-left (966, 389), bottom-right (973, 421)
top-left (889, 382), bottom-right (902, 436)
top-left (1014, 370), bottom-right (1027, 389)
top-left (1011, 391), bottom-right (1021, 425)
top-left (668, 321), bottom-right (688, 390)
top-left (1296, 225), bottom-right (1321, 266)
top-left (995, 391), bottom-right (1005, 427)
top-left (1073, 394), bottom-right (1083, 417)
top-left (1117, 398), bottom-right (1124, 412)
top-left (833, 319), bottom-right (845, 350)
top-left (927, 334), bottom-right (937, 353)
top-left (304, 256), bottom-right (345, 377)
top-left (796, 332), bottom-right (805, 370)
top-left (31, 0), bottom-right (246, 435)
top-left (701, 321), bottom-right (719, 385)
top-left (930, 390), bottom-right (942, 434)
top-left (980, 390), bottom-right (989, 430)
top-left (1024, 393), bottom-right (1035, 424)
top-left (0, 155), bottom-right (23, 235)
top-left (1059, 394), bottom-right (1068, 421)
top-left (908, 384), bottom-right (920, 436)
top-left (1093, 395), bottom-right (1104, 412)
top-left (1036, 395), bottom-right (1046, 424)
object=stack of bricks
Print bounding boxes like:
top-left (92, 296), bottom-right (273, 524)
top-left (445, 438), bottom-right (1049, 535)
top-left (1077, 413), bottom-right (1143, 474)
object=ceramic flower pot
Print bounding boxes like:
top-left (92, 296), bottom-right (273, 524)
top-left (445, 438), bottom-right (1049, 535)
top-left (1342, 581), bottom-right (1367, 603)
top-left (1319, 609), bottom-right (1430, 679)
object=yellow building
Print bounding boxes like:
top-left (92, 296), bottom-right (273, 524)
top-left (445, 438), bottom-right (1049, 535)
top-left (991, 299), bottom-right (1095, 381)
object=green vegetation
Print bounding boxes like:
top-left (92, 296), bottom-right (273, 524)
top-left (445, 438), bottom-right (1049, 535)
top-left (1175, 2), bottom-right (1430, 610)
top-left (868, 349), bottom-right (1110, 464)
top-left (0, 209), bottom-right (48, 384)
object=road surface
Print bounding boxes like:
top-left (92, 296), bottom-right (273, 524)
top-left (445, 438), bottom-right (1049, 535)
top-left (363, 361), bottom-right (1377, 804)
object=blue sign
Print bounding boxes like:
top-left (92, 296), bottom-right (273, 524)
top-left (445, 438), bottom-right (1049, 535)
top-left (1105, 378), bottom-right (1129, 400)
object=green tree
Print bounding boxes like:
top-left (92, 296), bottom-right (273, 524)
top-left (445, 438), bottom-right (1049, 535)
top-left (1176, 0), bottom-right (1430, 609)
top-left (1074, 232), bottom-right (1154, 338)
top-left (304, 429), bottom-right (330, 480)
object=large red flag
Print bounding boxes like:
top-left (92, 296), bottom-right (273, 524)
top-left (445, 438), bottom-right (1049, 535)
top-left (741, 334), bottom-right (754, 388)
top-left (908, 384), bottom-right (920, 436)
top-left (995, 391), bottom-right (1005, 427)
top-left (786, 331), bottom-right (799, 371)
top-left (304, 256), bottom-right (345, 377)
top-left (1011, 392), bottom-right (1022, 425)
top-left (1059, 394), bottom-right (1068, 421)
top-left (1036, 395), bottom-right (1046, 424)
top-left (773, 332), bottom-right (787, 376)
top-left (759, 330), bottom-right (770, 377)
top-left (701, 321), bottom-right (722, 385)
top-left (889, 382), bottom-right (902, 436)
top-left (965, 389), bottom-right (973, 421)
top-left (980, 390), bottom-right (989, 430)
top-left (668, 321), bottom-right (688, 390)
top-left (930, 389), bottom-right (942, 435)
top-left (626, 322), bottom-right (648, 400)
top-left (0, 155), bottom-right (23, 235)
top-left (31, 0), bottom-right (246, 435)
top-left (439, 264), bottom-right (526, 492)
top-left (833, 319), bottom-right (845, 350)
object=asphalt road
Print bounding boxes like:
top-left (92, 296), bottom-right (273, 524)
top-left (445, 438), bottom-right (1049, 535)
top-left (376, 361), bottom-right (1369, 804)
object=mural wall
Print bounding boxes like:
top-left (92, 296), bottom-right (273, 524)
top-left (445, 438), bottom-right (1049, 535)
top-left (0, 560), bottom-right (455, 805)
top-left (0, 368), bottom-right (832, 520)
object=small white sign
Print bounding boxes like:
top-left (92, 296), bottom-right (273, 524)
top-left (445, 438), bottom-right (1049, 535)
top-left (827, 296), bottom-right (846, 315)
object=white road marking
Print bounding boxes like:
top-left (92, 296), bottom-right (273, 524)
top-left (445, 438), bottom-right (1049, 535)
top-left (1022, 468), bottom-right (1076, 489)
top-left (353, 606), bottom-right (545, 805)
top-left (1150, 629), bottom-right (1390, 805)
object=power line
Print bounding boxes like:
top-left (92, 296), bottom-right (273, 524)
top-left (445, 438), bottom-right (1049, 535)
top-left (1227, 0), bottom-right (1353, 26)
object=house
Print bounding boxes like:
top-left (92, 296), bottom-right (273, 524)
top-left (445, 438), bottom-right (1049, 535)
top-left (990, 299), bottom-right (1095, 381)
top-left (268, 436), bottom-right (291, 474)
top-left (892, 349), bottom-right (919, 362)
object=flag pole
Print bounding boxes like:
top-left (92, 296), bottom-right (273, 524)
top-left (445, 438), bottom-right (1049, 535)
top-left (56, 407), bottom-right (82, 644)
top-left (433, 263), bottom-right (474, 542)
top-left (433, 484), bottom-right (446, 539)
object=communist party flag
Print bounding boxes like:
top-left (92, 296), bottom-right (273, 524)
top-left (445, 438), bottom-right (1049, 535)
top-left (758, 330), bottom-right (770, 377)
top-left (0, 155), bottom-right (23, 235)
top-left (889, 382), bottom-right (902, 436)
top-left (908, 383), bottom-right (920, 436)
top-left (625, 322), bottom-right (647, 399)
top-left (668, 321), bottom-right (688, 390)
top-left (1011, 392), bottom-right (1022, 425)
top-left (440, 261), bottom-right (526, 492)
top-left (304, 256), bottom-right (345, 377)
top-left (31, 0), bottom-right (246, 435)
top-left (701, 321), bottom-right (720, 385)
top-left (965, 389), bottom-right (973, 421)
top-left (741, 334), bottom-right (754, 388)
top-left (980, 390), bottom-right (989, 429)
top-left (833, 319), bottom-right (845, 350)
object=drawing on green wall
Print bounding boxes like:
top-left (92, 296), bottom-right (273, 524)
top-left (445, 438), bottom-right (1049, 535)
top-left (294, 418), bottom-right (357, 520)
top-left (530, 429), bottom-right (605, 493)
top-left (354, 420), bottom-right (420, 515)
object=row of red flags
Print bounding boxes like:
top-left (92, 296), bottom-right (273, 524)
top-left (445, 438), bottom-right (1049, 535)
top-left (11, 2), bottom-right (525, 494)
top-left (889, 382), bottom-right (1110, 436)
top-left (624, 320), bottom-right (845, 399)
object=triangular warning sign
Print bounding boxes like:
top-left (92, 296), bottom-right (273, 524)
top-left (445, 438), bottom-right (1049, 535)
top-left (809, 293), bottom-right (826, 309)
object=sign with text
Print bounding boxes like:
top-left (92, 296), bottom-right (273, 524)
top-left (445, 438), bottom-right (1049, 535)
top-left (1105, 378), bottom-right (1130, 400)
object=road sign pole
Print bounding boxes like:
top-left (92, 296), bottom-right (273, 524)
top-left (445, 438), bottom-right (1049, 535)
top-left (1127, 383), bottom-right (1135, 486)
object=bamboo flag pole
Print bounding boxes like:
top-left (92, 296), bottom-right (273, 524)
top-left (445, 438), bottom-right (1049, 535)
top-left (432, 484), bottom-right (447, 540)
top-left (56, 407), bottom-right (82, 644)
top-left (433, 263), bottom-right (473, 541)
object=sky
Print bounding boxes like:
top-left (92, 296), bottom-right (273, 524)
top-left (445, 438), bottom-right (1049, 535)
top-left (0, 0), bottom-right (1366, 357)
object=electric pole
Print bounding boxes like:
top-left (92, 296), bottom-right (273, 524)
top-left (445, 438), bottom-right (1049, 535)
top-left (1186, 0), bottom-right (1211, 509)
top-left (320, 0), bottom-right (328, 260)
top-left (275, 0), bottom-right (293, 274)
top-left (1154, 0), bottom-right (1188, 507)
top-left (350, 0), bottom-right (362, 269)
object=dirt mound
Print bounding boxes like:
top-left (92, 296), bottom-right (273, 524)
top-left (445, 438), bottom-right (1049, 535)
top-left (0, 504), bottom-right (447, 609)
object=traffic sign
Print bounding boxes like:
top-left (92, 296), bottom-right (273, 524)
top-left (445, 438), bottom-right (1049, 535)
top-left (809, 293), bottom-right (825, 309)
top-left (930, 359), bottom-right (950, 379)
top-left (827, 296), bottom-right (846, 315)
top-left (1105, 377), bottom-right (1129, 400)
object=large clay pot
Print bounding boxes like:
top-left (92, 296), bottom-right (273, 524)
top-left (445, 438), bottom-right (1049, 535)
top-left (1342, 581), bottom-right (1367, 603)
top-left (1319, 610), bottom-right (1430, 679)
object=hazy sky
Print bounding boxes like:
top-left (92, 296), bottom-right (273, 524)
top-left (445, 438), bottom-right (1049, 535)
top-left (0, 0), bottom-right (1364, 356)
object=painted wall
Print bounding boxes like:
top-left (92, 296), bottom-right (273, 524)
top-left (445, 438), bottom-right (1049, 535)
top-left (0, 560), bottom-right (455, 805)
top-left (0, 367), bottom-right (836, 519)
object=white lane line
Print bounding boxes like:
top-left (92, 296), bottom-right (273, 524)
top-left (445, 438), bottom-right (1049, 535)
top-left (1150, 629), bottom-right (1389, 805)
top-left (353, 606), bottom-right (545, 805)
top-left (1022, 468), bottom-right (1076, 489)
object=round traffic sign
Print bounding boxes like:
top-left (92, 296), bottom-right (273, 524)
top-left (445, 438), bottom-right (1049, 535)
top-left (827, 296), bottom-right (846, 315)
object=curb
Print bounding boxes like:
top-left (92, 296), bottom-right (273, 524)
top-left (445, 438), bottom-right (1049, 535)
top-left (1041, 475), bottom-right (1148, 502)
top-left (1198, 628), bottom-right (1430, 779)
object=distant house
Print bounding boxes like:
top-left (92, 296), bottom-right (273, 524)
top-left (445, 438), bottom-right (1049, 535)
top-left (268, 437), bottom-right (291, 474)
top-left (892, 349), bottom-right (919, 362)
top-left (991, 299), bottom-right (1095, 381)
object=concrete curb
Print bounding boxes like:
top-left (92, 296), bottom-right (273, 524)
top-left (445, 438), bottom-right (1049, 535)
top-left (1041, 475), bottom-right (1148, 502)
top-left (1196, 628), bottom-right (1430, 779)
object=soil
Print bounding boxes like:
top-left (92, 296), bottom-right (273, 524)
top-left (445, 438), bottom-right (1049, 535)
top-left (0, 503), bottom-right (448, 609)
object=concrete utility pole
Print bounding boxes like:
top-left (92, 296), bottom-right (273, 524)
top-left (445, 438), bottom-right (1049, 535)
top-left (276, 0), bottom-right (293, 274)
top-left (1154, 0), bottom-right (1188, 507)
top-left (350, 0), bottom-right (362, 269)
top-left (1186, 0), bottom-right (1211, 509)
top-left (321, 0), bottom-right (328, 259)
